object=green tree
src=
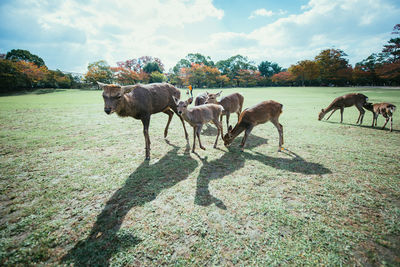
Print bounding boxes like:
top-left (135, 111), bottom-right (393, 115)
top-left (258, 61), bottom-right (282, 77)
top-left (216, 55), bottom-right (257, 86)
top-left (288, 60), bottom-right (319, 86)
top-left (6, 49), bottom-right (45, 67)
top-left (85, 60), bottom-right (113, 84)
top-left (149, 71), bottom-right (166, 83)
top-left (0, 59), bottom-right (29, 92)
top-left (382, 24), bottom-right (400, 62)
top-left (172, 53), bottom-right (214, 74)
top-left (315, 49), bottom-right (352, 86)
top-left (143, 62), bottom-right (163, 74)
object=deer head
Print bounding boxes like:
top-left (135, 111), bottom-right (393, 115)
top-left (205, 91), bottom-right (222, 104)
top-left (318, 109), bottom-right (325, 121)
top-left (363, 102), bottom-right (374, 112)
top-left (223, 125), bottom-right (234, 147)
top-left (173, 96), bottom-right (193, 115)
top-left (98, 81), bottom-right (131, 115)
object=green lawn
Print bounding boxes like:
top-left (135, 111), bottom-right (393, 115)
top-left (0, 87), bottom-right (399, 266)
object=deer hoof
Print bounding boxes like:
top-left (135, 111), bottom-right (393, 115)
top-left (200, 146), bottom-right (206, 150)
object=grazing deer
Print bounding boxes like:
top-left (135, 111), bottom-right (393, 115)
top-left (364, 102), bottom-right (396, 131)
top-left (318, 93), bottom-right (368, 124)
top-left (205, 91), bottom-right (244, 129)
top-left (195, 92), bottom-right (208, 106)
top-left (223, 100), bottom-right (284, 151)
top-left (173, 96), bottom-right (224, 153)
top-left (99, 82), bottom-right (189, 160)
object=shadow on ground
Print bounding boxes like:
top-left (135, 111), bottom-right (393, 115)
top-left (323, 120), bottom-right (400, 132)
top-left (194, 135), bottom-right (331, 210)
top-left (62, 143), bottom-right (198, 266)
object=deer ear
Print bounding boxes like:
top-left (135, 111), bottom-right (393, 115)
top-left (217, 91), bottom-right (222, 97)
top-left (172, 96), bottom-right (180, 105)
top-left (97, 81), bottom-right (106, 89)
top-left (206, 91), bottom-right (209, 95)
top-left (121, 86), bottom-right (133, 94)
top-left (188, 97), bottom-right (193, 104)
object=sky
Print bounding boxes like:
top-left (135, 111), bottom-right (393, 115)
top-left (0, 0), bottom-right (399, 73)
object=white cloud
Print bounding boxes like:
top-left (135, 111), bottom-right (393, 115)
top-left (0, 0), bottom-right (399, 72)
top-left (0, 0), bottom-right (224, 72)
top-left (249, 8), bottom-right (274, 19)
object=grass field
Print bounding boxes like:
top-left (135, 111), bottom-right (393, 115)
top-left (0, 86), bottom-right (399, 266)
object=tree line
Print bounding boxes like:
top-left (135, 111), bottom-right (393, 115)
top-left (1, 24), bottom-right (398, 93)
top-left (0, 49), bottom-right (84, 93)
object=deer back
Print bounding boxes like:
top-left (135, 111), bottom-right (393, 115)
top-left (185, 104), bottom-right (223, 125)
top-left (195, 93), bottom-right (207, 106)
top-left (241, 100), bottom-right (282, 125)
top-left (219, 93), bottom-right (244, 113)
top-left (130, 83), bottom-right (181, 115)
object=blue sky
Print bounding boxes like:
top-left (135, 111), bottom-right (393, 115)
top-left (0, 0), bottom-right (399, 73)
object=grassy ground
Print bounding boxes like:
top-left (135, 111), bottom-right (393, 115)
top-left (0, 87), bottom-right (399, 266)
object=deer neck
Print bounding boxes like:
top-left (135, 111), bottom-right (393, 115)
top-left (115, 94), bottom-right (138, 118)
top-left (229, 122), bottom-right (247, 140)
top-left (181, 109), bottom-right (194, 124)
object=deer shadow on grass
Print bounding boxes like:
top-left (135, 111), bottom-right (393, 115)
top-left (323, 120), bottom-right (400, 133)
top-left (193, 134), bottom-right (268, 210)
top-left (242, 149), bottom-right (331, 175)
top-left (194, 136), bottom-right (331, 210)
top-left (62, 144), bottom-right (198, 266)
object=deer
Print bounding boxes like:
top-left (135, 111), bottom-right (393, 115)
top-left (223, 100), bottom-right (284, 152)
top-left (98, 82), bottom-right (189, 160)
top-left (195, 92), bottom-right (208, 106)
top-left (173, 96), bottom-right (224, 153)
top-left (363, 102), bottom-right (396, 131)
top-left (204, 91), bottom-right (244, 130)
top-left (318, 93), bottom-right (369, 124)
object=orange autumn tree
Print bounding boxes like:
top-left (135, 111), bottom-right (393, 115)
top-left (271, 71), bottom-right (294, 86)
top-left (15, 61), bottom-right (48, 88)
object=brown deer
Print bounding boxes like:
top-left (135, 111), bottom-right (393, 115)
top-left (205, 91), bottom-right (244, 129)
top-left (195, 92), bottom-right (208, 106)
top-left (99, 82), bottom-right (189, 160)
top-left (223, 100), bottom-right (284, 151)
top-left (173, 96), bottom-right (224, 153)
top-left (364, 102), bottom-right (396, 131)
top-left (318, 93), bottom-right (368, 124)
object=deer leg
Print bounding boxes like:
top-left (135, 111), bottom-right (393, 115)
top-left (192, 126), bottom-right (196, 153)
top-left (382, 117), bottom-right (389, 130)
top-left (355, 104), bottom-right (365, 124)
top-left (240, 125), bottom-right (254, 151)
top-left (171, 107), bottom-right (189, 141)
top-left (371, 113), bottom-right (376, 127)
top-left (326, 109), bottom-right (337, 120)
top-left (390, 116), bottom-right (393, 132)
top-left (272, 120), bottom-right (284, 151)
top-left (163, 109), bottom-right (174, 138)
top-left (375, 114), bottom-right (378, 127)
top-left (196, 125), bottom-right (205, 150)
top-left (340, 107), bottom-right (344, 123)
top-left (225, 112), bottom-right (230, 130)
top-left (141, 116), bottom-right (151, 160)
top-left (212, 120), bottom-right (223, 148)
